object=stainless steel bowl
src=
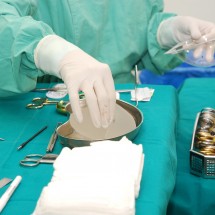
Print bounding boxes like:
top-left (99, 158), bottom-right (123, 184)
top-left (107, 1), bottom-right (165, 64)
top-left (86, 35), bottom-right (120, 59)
top-left (56, 100), bottom-right (143, 148)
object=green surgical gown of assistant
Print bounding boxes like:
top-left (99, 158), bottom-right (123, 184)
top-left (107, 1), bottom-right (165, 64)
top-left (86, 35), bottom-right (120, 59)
top-left (0, 0), bottom-right (180, 96)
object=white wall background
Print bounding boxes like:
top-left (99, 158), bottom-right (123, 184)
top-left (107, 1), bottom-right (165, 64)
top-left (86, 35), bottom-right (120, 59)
top-left (164, 0), bottom-right (215, 22)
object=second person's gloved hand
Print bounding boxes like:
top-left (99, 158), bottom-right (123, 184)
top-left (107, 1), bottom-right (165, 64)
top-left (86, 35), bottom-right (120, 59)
top-left (157, 16), bottom-right (215, 62)
top-left (34, 35), bottom-right (116, 128)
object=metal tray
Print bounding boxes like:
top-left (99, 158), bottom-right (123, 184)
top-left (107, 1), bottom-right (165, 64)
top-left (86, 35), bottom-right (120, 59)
top-left (190, 108), bottom-right (215, 178)
top-left (56, 100), bottom-right (143, 148)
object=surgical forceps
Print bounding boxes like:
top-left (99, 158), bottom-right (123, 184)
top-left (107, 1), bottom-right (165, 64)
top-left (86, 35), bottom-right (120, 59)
top-left (26, 97), bottom-right (61, 109)
top-left (134, 65), bottom-right (139, 107)
top-left (165, 40), bottom-right (193, 54)
top-left (165, 38), bottom-right (215, 55)
top-left (20, 154), bottom-right (58, 167)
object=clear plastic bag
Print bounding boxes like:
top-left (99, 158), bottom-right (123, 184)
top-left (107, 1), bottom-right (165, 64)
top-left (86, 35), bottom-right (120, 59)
top-left (166, 36), bottom-right (215, 67)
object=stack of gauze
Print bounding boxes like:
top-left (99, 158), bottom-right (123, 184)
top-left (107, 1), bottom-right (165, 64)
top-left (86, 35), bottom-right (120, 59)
top-left (33, 136), bottom-right (144, 215)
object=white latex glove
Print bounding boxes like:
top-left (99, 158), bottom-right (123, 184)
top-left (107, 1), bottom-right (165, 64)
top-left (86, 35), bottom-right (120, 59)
top-left (157, 16), bottom-right (215, 62)
top-left (34, 35), bottom-right (116, 128)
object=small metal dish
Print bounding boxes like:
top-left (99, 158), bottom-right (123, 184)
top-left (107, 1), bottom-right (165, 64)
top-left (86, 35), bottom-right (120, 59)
top-left (56, 100), bottom-right (143, 148)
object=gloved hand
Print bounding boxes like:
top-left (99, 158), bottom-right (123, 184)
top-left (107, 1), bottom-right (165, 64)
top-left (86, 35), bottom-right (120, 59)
top-left (34, 35), bottom-right (116, 128)
top-left (59, 50), bottom-right (116, 128)
top-left (157, 16), bottom-right (215, 62)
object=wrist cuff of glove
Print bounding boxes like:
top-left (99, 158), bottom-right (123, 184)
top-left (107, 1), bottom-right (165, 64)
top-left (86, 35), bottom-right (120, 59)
top-left (157, 17), bottom-right (177, 49)
top-left (34, 35), bottom-right (79, 78)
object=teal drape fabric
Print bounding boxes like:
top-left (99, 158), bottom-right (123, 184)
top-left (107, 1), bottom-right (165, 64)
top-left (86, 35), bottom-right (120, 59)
top-left (0, 83), bottom-right (177, 215)
top-left (168, 78), bottom-right (215, 215)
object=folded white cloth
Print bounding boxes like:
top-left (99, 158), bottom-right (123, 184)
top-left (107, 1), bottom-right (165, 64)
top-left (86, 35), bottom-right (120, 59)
top-left (89, 136), bottom-right (144, 198)
top-left (32, 137), bottom-right (144, 215)
top-left (32, 177), bottom-right (135, 215)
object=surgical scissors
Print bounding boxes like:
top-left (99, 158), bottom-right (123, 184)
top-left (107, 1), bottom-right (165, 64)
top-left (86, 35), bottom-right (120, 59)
top-left (20, 154), bottom-right (58, 167)
top-left (26, 97), bottom-right (61, 109)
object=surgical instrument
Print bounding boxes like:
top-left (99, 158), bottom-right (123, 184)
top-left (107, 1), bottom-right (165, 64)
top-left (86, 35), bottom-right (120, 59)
top-left (134, 65), bottom-right (139, 107)
top-left (0, 138), bottom-right (4, 141)
top-left (26, 97), bottom-right (62, 109)
top-left (0, 176), bottom-right (22, 213)
top-left (32, 87), bottom-right (67, 92)
top-left (46, 122), bottom-right (62, 152)
top-left (20, 154), bottom-right (58, 167)
top-left (165, 38), bottom-right (215, 55)
top-left (32, 83), bottom-right (67, 92)
top-left (0, 178), bottom-right (12, 189)
top-left (116, 89), bottom-right (133, 93)
top-left (17, 126), bottom-right (48, 150)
